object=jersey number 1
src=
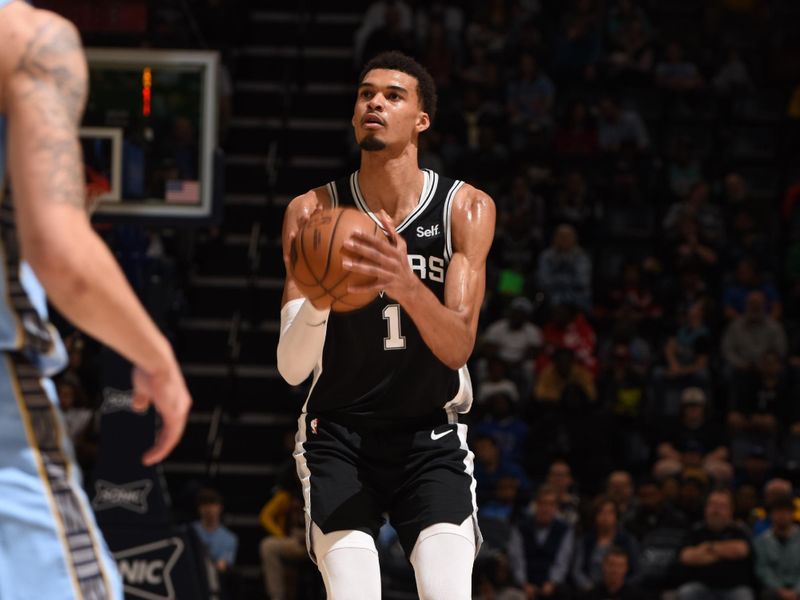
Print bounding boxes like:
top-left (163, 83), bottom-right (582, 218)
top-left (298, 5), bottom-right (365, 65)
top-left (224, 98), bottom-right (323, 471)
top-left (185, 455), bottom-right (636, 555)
top-left (382, 304), bottom-right (406, 350)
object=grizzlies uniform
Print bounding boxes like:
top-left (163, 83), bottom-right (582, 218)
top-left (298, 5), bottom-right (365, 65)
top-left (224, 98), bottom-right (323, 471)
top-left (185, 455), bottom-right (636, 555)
top-left (294, 169), bottom-right (481, 558)
top-left (0, 3), bottom-right (122, 597)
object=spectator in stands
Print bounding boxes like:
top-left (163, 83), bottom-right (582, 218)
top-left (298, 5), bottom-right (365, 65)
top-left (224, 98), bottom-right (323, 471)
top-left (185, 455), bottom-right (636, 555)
top-left (539, 304), bottom-right (598, 374)
top-left (727, 350), bottom-right (792, 438)
top-left (420, 18), bottom-right (457, 91)
top-left (496, 174), bottom-right (546, 246)
top-left (712, 48), bottom-right (753, 97)
top-left (512, 485), bottom-right (575, 600)
top-left (655, 41), bottom-right (704, 94)
top-left (353, 0), bottom-right (413, 64)
top-left (506, 53), bottom-right (556, 144)
top-left (664, 180), bottom-right (725, 246)
top-left (544, 460), bottom-right (581, 526)
top-left (551, 171), bottom-right (599, 241)
top-left (754, 495), bottom-right (800, 600)
top-left (482, 296), bottom-right (542, 398)
top-left (596, 96), bottom-right (650, 153)
top-left (676, 471), bottom-right (711, 525)
top-left (607, 471), bottom-right (636, 520)
top-left (605, 262), bottom-right (663, 328)
top-left (723, 257), bottom-right (782, 321)
top-left (535, 347), bottom-right (596, 404)
top-left (667, 138), bottom-right (704, 200)
top-left (598, 343), bottom-right (649, 471)
top-left (553, 99), bottom-right (599, 158)
top-left (552, 0), bottom-right (604, 81)
top-left (474, 434), bottom-right (531, 511)
top-left (599, 317), bottom-right (652, 375)
top-left (537, 225), bottom-right (593, 312)
top-left (606, 0), bottom-right (654, 80)
top-left (572, 496), bottom-right (640, 592)
top-left (475, 384), bottom-right (530, 466)
top-left (192, 488), bottom-right (238, 574)
top-left (677, 489), bottom-right (754, 600)
top-left (726, 209), bottom-right (775, 276)
top-left (654, 387), bottom-right (732, 484)
top-left (624, 478), bottom-right (687, 576)
top-left (477, 358), bottom-right (519, 406)
top-left (582, 546), bottom-right (646, 600)
top-left (669, 215), bottom-right (720, 276)
top-left (459, 44), bottom-right (499, 93)
top-left (259, 481), bottom-right (307, 600)
top-left (722, 291), bottom-right (787, 380)
top-left (753, 480), bottom-right (800, 537)
top-left (656, 299), bottom-right (712, 406)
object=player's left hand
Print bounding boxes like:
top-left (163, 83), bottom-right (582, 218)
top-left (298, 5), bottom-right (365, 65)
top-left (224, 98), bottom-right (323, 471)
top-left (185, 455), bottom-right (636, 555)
top-left (342, 209), bottom-right (419, 304)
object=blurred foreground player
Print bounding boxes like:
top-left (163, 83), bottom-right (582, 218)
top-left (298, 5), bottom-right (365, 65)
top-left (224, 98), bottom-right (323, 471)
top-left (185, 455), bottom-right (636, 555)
top-left (0, 2), bottom-right (191, 598)
top-left (278, 51), bottom-right (495, 599)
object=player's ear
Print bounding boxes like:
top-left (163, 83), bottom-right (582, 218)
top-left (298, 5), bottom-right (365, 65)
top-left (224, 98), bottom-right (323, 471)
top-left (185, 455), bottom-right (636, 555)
top-left (416, 111), bottom-right (430, 134)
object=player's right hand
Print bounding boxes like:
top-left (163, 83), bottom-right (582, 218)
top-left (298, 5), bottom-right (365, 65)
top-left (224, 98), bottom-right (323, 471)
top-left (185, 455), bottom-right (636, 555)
top-left (282, 203), bottom-right (324, 273)
top-left (131, 360), bottom-right (192, 466)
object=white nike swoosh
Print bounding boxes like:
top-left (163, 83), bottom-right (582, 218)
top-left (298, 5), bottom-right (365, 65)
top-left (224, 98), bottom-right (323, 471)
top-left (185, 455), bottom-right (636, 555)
top-left (431, 429), bottom-right (454, 441)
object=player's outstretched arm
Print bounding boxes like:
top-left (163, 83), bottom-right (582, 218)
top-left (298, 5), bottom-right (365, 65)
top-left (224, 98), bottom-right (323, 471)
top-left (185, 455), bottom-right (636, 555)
top-left (344, 185), bottom-right (495, 369)
top-left (2, 7), bottom-right (190, 465)
top-left (277, 188), bottom-right (331, 385)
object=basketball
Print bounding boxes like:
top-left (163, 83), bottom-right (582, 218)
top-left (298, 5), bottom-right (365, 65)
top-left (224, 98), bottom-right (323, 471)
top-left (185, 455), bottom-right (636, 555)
top-left (289, 207), bottom-right (382, 312)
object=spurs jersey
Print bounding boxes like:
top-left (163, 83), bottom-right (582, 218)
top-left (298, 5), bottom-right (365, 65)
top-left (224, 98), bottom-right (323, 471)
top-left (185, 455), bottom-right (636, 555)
top-left (304, 169), bottom-right (473, 428)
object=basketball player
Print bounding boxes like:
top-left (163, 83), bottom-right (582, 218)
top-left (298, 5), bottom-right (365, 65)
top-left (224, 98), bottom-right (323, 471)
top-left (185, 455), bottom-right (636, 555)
top-left (278, 51), bottom-right (495, 599)
top-left (0, 2), bottom-right (191, 598)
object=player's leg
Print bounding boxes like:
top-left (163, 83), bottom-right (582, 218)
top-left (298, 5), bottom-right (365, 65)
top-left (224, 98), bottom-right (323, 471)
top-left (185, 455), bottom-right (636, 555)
top-left (294, 413), bottom-right (384, 599)
top-left (0, 355), bottom-right (122, 600)
top-left (409, 518), bottom-right (475, 600)
top-left (312, 523), bottom-right (381, 599)
top-left (391, 422), bottom-right (481, 600)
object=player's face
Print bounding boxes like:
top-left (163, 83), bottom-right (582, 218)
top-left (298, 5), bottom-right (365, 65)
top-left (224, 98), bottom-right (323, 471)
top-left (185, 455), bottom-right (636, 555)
top-left (352, 69), bottom-right (430, 152)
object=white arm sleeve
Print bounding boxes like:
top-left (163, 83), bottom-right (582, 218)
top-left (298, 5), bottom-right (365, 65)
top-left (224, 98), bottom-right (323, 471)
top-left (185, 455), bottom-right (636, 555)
top-left (277, 298), bottom-right (330, 386)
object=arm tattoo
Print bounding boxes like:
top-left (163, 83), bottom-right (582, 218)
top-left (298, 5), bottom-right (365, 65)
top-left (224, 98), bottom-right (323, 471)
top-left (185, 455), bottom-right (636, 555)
top-left (13, 18), bottom-right (88, 208)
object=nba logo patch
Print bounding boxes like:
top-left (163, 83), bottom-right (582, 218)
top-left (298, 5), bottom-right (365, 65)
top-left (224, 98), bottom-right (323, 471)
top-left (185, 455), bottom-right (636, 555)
top-left (310, 418), bottom-right (319, 435)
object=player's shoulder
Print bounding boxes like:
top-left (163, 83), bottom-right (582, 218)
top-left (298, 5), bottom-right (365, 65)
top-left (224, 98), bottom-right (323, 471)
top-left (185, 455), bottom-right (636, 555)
top-left (451, 182), bottom-right (496, 227)
top-left (0, 4), bottom-right (82, 107)
top-left (283, 185), bottom-right (335, 231)
top-left (0, 4), bottom-right (79, 63)
top-left (287, 186), bottom-right (332, 212)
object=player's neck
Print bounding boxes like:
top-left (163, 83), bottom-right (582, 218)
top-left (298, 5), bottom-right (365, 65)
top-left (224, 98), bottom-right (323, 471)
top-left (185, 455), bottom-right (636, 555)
top-left (358, 149), bottom-right (424, 219)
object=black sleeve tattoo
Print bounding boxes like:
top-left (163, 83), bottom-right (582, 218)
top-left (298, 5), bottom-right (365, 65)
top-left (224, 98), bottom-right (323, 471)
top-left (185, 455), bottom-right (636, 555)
top-left (13, 17), bottom-right (88, 208)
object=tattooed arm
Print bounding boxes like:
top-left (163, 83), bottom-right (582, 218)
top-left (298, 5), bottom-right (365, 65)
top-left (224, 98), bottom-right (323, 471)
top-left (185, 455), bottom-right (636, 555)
top-left (0, 4), bottom-right (190, 465)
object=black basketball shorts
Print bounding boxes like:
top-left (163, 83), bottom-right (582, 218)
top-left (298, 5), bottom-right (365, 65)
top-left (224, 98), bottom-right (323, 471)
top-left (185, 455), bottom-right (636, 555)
top-left (294, 412), bottom-right (481, 561)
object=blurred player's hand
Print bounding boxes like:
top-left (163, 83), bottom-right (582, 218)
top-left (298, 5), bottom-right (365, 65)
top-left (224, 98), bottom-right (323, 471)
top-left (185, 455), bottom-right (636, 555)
top-left (341, 209), bottom-right (419, 304)
top-left (131, 360), bottom-right (192, 466)
top-left (282, 203), bottom-right (324, 276)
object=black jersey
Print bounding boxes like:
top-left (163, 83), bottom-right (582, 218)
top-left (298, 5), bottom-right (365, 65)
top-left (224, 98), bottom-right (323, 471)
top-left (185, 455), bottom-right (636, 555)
top-left (304, 169), bottom-right (473, 429)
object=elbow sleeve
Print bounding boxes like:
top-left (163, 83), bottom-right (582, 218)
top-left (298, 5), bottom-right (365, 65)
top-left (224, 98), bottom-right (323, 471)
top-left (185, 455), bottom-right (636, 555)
top-left (277, 299), bottom-right (330, 386)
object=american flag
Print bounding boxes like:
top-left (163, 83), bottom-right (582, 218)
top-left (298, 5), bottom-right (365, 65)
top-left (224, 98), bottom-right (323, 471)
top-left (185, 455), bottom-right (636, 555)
top-left (165, 179), bottom-right (200, 204)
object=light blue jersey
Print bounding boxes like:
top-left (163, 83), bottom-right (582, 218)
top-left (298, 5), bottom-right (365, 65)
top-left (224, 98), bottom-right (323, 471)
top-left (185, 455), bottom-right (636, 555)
top-left (0, 2), bottom-right (123, 597)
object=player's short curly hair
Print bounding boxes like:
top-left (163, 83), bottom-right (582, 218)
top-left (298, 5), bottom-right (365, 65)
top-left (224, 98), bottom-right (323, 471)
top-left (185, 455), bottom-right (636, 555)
top-left (359, 51), bottom-right (438, 125)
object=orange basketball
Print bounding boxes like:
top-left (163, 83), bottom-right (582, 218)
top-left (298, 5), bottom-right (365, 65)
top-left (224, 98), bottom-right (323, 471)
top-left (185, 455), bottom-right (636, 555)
top-left (289, 207), bottom-right (382, 312)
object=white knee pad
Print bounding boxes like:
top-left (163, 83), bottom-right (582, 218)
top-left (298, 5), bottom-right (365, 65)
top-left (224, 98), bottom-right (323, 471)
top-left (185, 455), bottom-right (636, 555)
top-left (410, 518), bottom-right (476, 600)
top-left (311, 523), bottom-right (381, 600)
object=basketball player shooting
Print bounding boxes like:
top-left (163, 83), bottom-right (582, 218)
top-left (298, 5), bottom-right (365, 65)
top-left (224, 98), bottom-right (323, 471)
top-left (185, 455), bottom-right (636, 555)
top-left (278, 51), bottom-right (495, 599)
top-left (1, 3), bottom-right (191, 598)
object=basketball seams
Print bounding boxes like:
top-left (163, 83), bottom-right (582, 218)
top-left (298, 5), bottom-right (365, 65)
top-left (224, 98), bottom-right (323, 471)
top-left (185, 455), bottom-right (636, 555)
top-left (319, 209), bottom-right (346, 285)
top-left (291, 208), bottom-right (382, 312)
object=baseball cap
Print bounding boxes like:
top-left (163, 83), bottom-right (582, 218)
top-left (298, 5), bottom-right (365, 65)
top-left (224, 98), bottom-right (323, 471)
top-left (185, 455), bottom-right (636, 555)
top-left (681, 387), bottom-right (706, 406)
